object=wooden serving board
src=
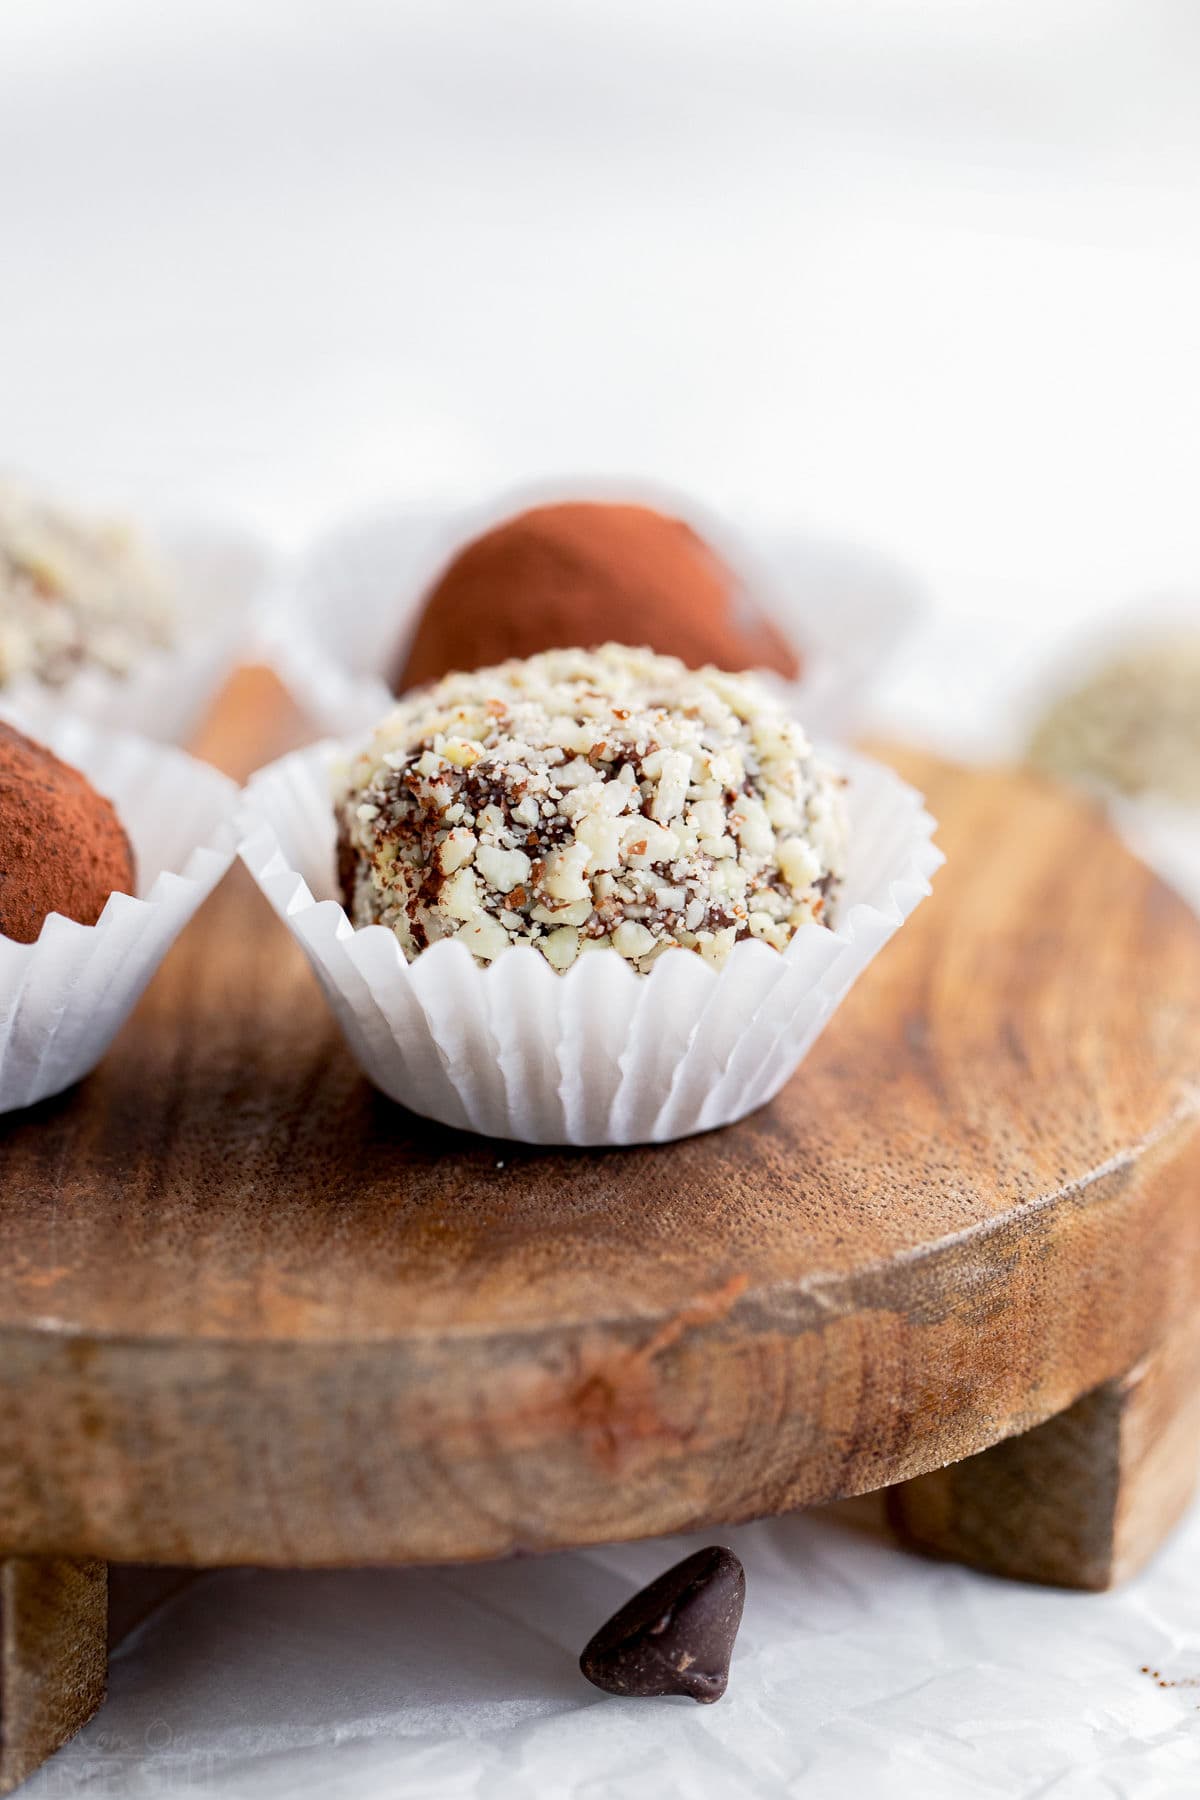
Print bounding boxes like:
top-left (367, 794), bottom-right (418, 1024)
top-left (2, 668), bottom-right (1200, 1787)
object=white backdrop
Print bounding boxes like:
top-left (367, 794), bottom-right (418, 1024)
top-left (27, 1500), bottom-right (1200, 1800)
top-left (3, 1), bottom-right (1200, 628)
top-left (4, 5), bottom-right (1200, 1796)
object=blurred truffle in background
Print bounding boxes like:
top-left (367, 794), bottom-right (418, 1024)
top-left (0, 477), bottom-right (177, 690)
top-left (391, 499), bottom-right (802, 692)
top-left (1028, 628), bottom-right (1200, 806)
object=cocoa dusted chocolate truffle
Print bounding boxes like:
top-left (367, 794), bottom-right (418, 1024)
top-left (392, 500), bottom-right (801, 692)
top-left (337, 644), bottom-right (845, 973)
top-left (0, 722), bottom-right (136, 943)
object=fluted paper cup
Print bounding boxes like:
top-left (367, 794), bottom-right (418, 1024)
top-left (1016, 592), bottom-right (1200, 918)
top-left (0, 711), bottom-right (238, 1111)
top-left (238, 742), bottom-right (940, 1146)
top-left (1107, 794), bottom-right (1200, 917)
top-left (1, 523), bottom-right (271, 744)
top-left (259, 498), bottom-right (922, 741)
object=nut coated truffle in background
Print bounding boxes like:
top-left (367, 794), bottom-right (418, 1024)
top-left (0, 478), bottom-right (177, 689)
top-left (338, 644), bottom-right (845, 974)
top-left (392, 500), bottom-right (801, 692)
top-left (1028, 630), bottom-right (1200, 806)
top-left (0, 722), bottom-right (136, 943)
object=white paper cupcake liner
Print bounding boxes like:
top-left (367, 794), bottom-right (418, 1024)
top-left (0, 710), bottom-right (238, 1111)
top-left (1106, 795), bottom-right (1200, 918)
top-left (1015, 593), bottom-right (1200, 919)
top-left (238, 742), bottom-right (941, 1146)
top-left (1, 522), bottom-right (272, 744)
top-left (258, 497), bottom-right (923, 742)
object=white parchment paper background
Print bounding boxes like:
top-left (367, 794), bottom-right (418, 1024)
top-left (31, 1494), bottom-right (1200, 1800)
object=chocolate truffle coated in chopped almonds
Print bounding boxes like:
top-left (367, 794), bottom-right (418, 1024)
top-left (392, 499), bottom-right (801, 691)
top-left (0, 478), bottom-right (176, 689)
top-left (1028, 631), bottom-right (1200, 806)
top-left (337, 644), bottom-right (846, 973)
top-left (0, 721), bottom-right (136, 943)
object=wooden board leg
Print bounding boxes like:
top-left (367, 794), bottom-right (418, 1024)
top-left (0, 1558), bottom-right (107, 1795)
top-left (888, 1329), bottom-right (1200, 1591)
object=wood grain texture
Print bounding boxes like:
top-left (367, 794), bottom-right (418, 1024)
top-left (0, 1558), bottom-right (106, 1794)
top-left (889, 1315), bottom-right (1200, 1589)
top-left (0, 671), bottom-right (1198, 1571)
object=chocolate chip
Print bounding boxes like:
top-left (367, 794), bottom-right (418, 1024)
top-left (579, 1546), bottom-right (745, 1703)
